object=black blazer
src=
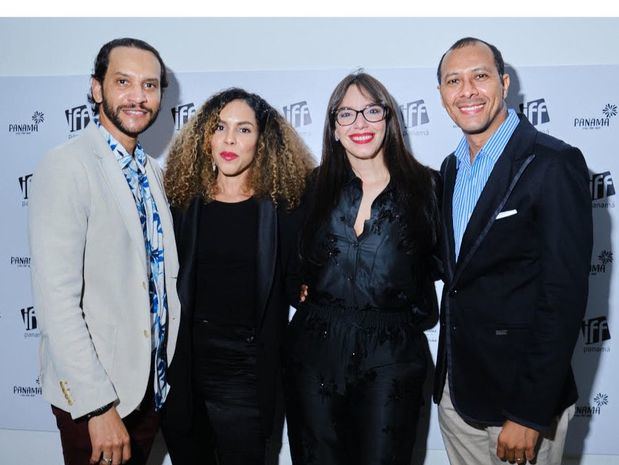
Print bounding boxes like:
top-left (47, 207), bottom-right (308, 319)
top-left (162, 195), bottom-right (304, 437)
top-left (433, 115), bottom-right (593, 431)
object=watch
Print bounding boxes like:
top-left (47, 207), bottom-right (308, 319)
top-left (85, 402), bottom-right (114, 420)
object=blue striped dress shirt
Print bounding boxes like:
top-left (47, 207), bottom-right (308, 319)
top-left (452, 109), bottom-right (519, 259)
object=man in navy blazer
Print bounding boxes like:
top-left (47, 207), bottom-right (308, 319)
top-left (434, 37), bottom-right (592, 465)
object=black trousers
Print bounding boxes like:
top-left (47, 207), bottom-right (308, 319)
top-left (285, 303), bottom-right (427, 465)
top-left (192, 321), bottom-right (265, 465)
top-left (162, 398), bottom-right (217, 465)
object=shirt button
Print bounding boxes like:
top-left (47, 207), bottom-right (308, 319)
top-left (144, 330), bottom-right (150, 338)
top-left (142, 281), bottom-right (147, 290)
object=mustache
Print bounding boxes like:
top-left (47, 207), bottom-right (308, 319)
top-left (117, 104), bottom-right (152, 113)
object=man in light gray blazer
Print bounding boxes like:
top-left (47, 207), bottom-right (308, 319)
top-left (29, 38), bottom-right (180, 465)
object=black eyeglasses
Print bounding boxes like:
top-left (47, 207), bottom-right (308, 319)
top-left (333, 104), bottom-right (388, 126)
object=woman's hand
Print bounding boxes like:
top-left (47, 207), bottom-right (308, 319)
top-left (299, 284), bottom-right (309, 303)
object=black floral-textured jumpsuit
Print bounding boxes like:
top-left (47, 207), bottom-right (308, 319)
top-left (286, 172), bottom-right (438, 465)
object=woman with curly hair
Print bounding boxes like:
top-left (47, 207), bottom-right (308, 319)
top-left (285, 73), bottom-right (440, 465)
top-left (161, 88), bottom-right (313, 465)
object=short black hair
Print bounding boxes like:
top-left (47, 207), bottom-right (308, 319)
top-left (436, 37), bottom-right (505, 84)
top-left (87, 38), bottom-right (168, 114)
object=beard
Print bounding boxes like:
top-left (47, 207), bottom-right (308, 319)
top-left (100, 92), bottom-right (160, 138)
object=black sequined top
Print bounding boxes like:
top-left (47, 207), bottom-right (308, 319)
top-left (303, 171), bottom-right (436, 320)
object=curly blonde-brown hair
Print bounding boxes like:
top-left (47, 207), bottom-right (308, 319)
top-left (164, 88), bottom-right (314, 209)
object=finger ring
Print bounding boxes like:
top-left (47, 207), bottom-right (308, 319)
top-left (101, 457), bottom-right (112, 464)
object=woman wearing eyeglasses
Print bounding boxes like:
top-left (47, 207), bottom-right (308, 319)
top-left (285, 72), bottom-right (441, 465)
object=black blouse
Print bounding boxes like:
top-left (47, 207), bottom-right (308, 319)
top-left (194, 197), bottom-right (258, 328)
top-left (304, 173), bottom-right (435, 320)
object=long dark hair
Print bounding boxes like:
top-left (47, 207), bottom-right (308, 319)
top-left (302, 72), bottom-right (439, 261)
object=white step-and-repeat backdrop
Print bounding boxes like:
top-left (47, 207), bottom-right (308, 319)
top-left (0, 64), bottom-right (616, 461)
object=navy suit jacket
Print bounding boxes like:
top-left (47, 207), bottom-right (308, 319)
top-left (433, 115), bottom-right (592, 431)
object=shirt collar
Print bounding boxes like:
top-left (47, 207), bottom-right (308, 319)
top-left (343, 161), bottom-right (357, 185)
top-left (341, 161), bottom-right (395, 198)
top-left (94, 116), bottom-right (145, 160)
top-left (454, 108), bottom-right (519, 168)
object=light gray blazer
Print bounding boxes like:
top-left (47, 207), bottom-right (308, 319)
top-left (29, 123), bottom-right (180, 419)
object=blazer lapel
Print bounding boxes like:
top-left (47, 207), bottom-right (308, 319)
top-left (255, 199), bottom-right (277, 329)
top-left (452, 116), bottom-right (538, 285)
top-left (441, 154), bottom-right (458, 282)
top-left (90, 124), bottom-right (147, 271)
top-left (174, 197), bottom-right (201, 318)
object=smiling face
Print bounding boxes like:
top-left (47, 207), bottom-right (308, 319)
top-left (91, 46), bottom-right (162, 152)
top-left (210, 99), bottom-right (259, 182)
top-left (334, 84), bottom-right (387, 163)
top-left (438, 41), bottom-right (510, 152)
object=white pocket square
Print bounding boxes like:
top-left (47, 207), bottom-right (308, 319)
top-left (496, 209), bottom-right (517, 220)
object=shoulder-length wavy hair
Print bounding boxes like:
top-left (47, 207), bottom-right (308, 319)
top-left (303, 72), bottom-right (440, 258)
top-left (165, 88), bottom-right (314, 209)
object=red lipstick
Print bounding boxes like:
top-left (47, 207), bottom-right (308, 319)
top-left (220, 151), bottom-right (238, 161)
top-left (350, 133), bottom-right (375, 144)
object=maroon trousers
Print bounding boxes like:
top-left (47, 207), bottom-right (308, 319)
top-left (52, 391), bottom-right (159, 465)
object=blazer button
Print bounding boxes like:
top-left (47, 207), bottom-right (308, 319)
top-left (449, 289), bottom-right (458, 297)
top-left (451, 325), bottom-right (457, 332)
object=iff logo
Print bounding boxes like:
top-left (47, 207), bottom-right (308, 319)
top-left (590, 171), bottom-right (615, 201)
top-left (19, 173), bottom-right (33, 206)
top-left (21, 306), bottom-right (37, 331)
top-left (400, 100), bottom-right (429, 128)
top-left (283, 101), bottom-right (312, 128)
top-left (65, 105), bottom-right (90, 132)
top-left (581, 316), bottom-right (611, 345)
top-left (171, 103), bottom-right (196, 131)
top-left (520, 98), bottom-right (550, 126)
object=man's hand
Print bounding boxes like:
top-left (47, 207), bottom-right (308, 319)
top-left (88, 407), bottom-right (131, 465)
top-left (496, 420), bottom-right (540, 463)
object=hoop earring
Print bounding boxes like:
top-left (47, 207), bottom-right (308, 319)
top-left (212, 162), bottom-right (217, 172)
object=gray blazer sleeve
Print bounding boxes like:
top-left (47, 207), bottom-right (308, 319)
top-left (29, 146), bottom-right (118, 418)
